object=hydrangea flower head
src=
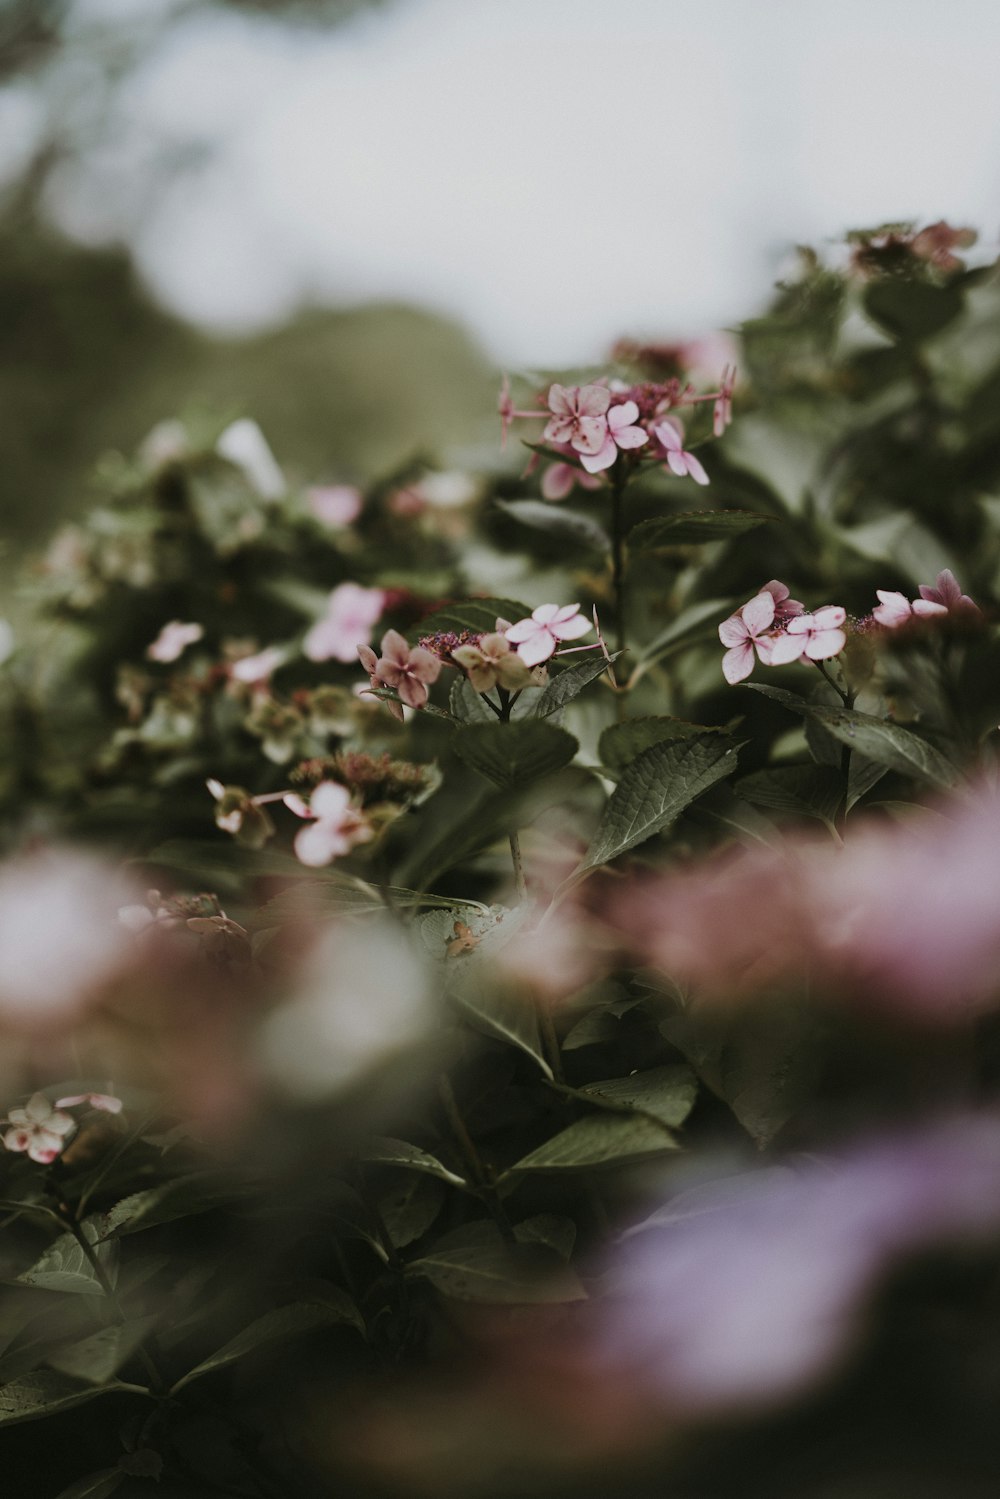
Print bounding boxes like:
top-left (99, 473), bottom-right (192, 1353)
top-left (289, 782), bottom-right (373, 868)
top-left (652, 419), bottom-right (710, 485)
top-left (718, 591), bottom-right (777, 684)
top-left (375, 630), bottom-right (443, 710)
top-left (769, 606), bottom-right (847, 665)
top-left (304, 583), bottom-right (386, 663)
top-left (543, 384), bottom-right (611, 457)
top-left (579, 401), bottom-right (649, 473)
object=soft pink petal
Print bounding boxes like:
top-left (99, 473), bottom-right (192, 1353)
top-left (397, 675), bottom-right (429, 709)
top-left (666, 450), bottom-right (688, 478)
top-left (741, 592), bottom-right (777, 638)
top-left (295, 821), bottom-right (339, 867)
top-left (550, 604), bottom-right (583, 623)
top-left (683, 453), bottom-right (710, 486)
top-left (654, 421), bottom-right (682, 453)
top-left (550, 615), bottom-right (592, 642)
top-left (580, 434), bottom-right (617, 473)
top-left (613, 423), bottom-right (649, 451)
top-left (576, 384), bottom-right (611, 417)
top-left (407, 648), bottom-right (443, 684)
top-left (29, 1129), bottom-right (68, 1163)
top-left (515, 631), bottom-right (558, 667)
top-left (283, 794), bottom-right (313, 819)
top-left (532, 604), bottom-right (564, 625)
top-left (378, 630), bottom-right (411, 667)
top-left (872, 591), bottom-right (912, 628)
top-left (718, 614), bottom-right (749, 648)
top-left (805, 629), bottom-right (847, 660)
top-left (544, 415), bottom-right (575, 445)
top-left (810, 606), bottom-right (846, 631)
top-left (357, 644), bottom-right (378, 676)
top-left (608, 401), bottom-right (640, 432)
top-left (572, 416), bottom-right (610, 455)
top-left (722, 642), bottom-right (755, 684)
top-left (767, 632), bottom-right (807, 665)
top-left (547, 384), bottom-right (573, 417)
top-left (3, 1128), bottom-right (30, 1152)
top-left (542, 464), bottom-right (575, 501)
top-left (911, 599), bottom-right (948, 618)
top-left (505, 617), bottom-right (543, 643)
top-left (311, 782), bottom-right (351, 821)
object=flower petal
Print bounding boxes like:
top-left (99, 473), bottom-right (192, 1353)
top-left (741, 592), bottom-right (776, 638)
top-left (722, 642), bottom-right (755, 684)
top-left (515, 631), bottom-right (557, 667)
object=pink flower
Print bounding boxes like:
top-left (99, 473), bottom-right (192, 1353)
top-left (653, 419), bottom-right (710, 486)
top-left (543, 384), bottom-right (611, 457)
top-left (375, 630), bottom-right (442, 709)
top-left (146, 620), bottom-right (203, 664)
top-left (872, 590), bottom-right (948, 629)
top-left (718, 592), bottom-right (777, 684)
top-left (357, 642), bottom-right (402, 721)
top-left (505, 604), bottom-right (592, 668)
top-left (308, 485), bottom-right (363, 528)
top-left (289, 782), bottom-right (373, 868)
top-left (3, 1094), bottom-right (75, 1164)
top-left (229, 645), bottom-right (285, 686)
top-left (579, 401), bottom-right (649, 474)
top-left (768, 606), bottom-right (847, 665)
top-left (56, 1092), bottom-right (123, 1114)
top-left (918, 569), bottom-right (980, 617)
top-left (713, 364), bottom-right (737, 437)
top-left (304, 583), bottom-right (386, 664)
top-left (541, 460), bottom-right (603, 502)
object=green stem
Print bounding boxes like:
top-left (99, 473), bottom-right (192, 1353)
top-left (508, 829), bottom-right (527, 901)
top-left (436, 1075), bottom-right (515, 1242)
top-left (62, 1206), bottom-right (167, 1396)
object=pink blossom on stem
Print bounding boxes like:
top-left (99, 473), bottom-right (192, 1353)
top-left (375, 630), bottom-right (442, 709)
top-left (304, 583), bottom-right (386, 663)
top-left (579, 401), bottom-right (649, 474)
top-left (3, 1094), bottom-right (75, 1163)
top-left (872, 590), bottom-right (947, 629)
top-left (760, 579), bottom-right (805, 624)
top-left (652, 419), bottom-right (710, 485)
top-left (768, 607), bottom-right (847, 665)
top-left (308, 485), bottom-right (363, 528)
top-left (147, 620), bottom-right (203, 664)
top-left (357, 642), bottom-right (402, 721)
top-left (543, 384), bottom-right (611, 457)
top-left (713, 365), bottom-right (737, 437)
top-left (289, 781), bottom-right (373, 868)
top-left (229, 645), bottom-right (285, 686)
top-left (918, 569), bottom-right (980, 617)
top-left (56, 1092), bottom-right (123, 1114)
top-left (505, 604), bottom-right (592, 668)
top-left (718, 592), bottom-right (777, 684)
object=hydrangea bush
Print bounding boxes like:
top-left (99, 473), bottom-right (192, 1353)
top-left (3, 222), bottom-right (1000, 1496)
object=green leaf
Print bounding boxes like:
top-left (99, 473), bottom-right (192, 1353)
top-left (508, 1113), bottom-right (678, 1173)
top-left (15, 1233), bottom-right (106, 1295)
top-left (453, 722), bottom-right (578, 788)
top-left (577, 735), bottom-right (741, 872)
top-left (494, 498), bottom-right (610, 551)
top-left (363, 1137), bottom-right (467, 1187)
top-left (416, 597), bottom-right (530, 637)
top-left (98, 1175), bottom-right (224, 1239)
top-left (54, 1470), bottom-right (123, 1499)
top-left (530, 652), bottom-right (617, 718)
top-left (171, 1298), bottom-right (362, 1393)
top-left (514, 1214), bottom-right (576, 1260)
top-left (47, 1320), bottom-right (156, 1385)
top-left (579, 1064), bottom-right (698, 1128)
top-left (378, 1173), bottom-right (446, 1249)
top-left (599, 715), bottom-right (729, 772)
top-left (638, 597), bottom-right (735, 665)
top-left (737, 765), bottom-right (845, 828)
top-left (628, 510), bottom-right (772, 548)
top-left (449, 674), bottom-right (497, 723)
top-left (864, 278), bottom-right (964, 342)
top-left (0, 1371), bottom-right (137, 1426)
top-left (744, 686), bottom-right (959, 789)
top-left (409, 1222), bottom-right (586, 1303)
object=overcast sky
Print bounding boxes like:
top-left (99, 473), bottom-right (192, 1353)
top-left (43, 0), bottom-right (1000, 364)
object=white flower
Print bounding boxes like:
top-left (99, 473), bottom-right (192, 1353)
top-left (3, 1094), bottom-right (75, 1164)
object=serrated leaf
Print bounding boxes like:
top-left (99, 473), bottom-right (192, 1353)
top-left (171, 1298), bottom-right (362, 1393)
top-left (580, 1064), bottom-right (698, 1128)
top-left (449, 674), bottom-right (497, 723)
top-left (416, 597), bottom-right (530, 636)
top-left (529, 651), bottom-right (618, 718)
top-left (744, 686), bottom-right (959, 789)
top-left (628, 510), bottom-right (772, 548)
top-left (15, 1233), bottom-right (107, 1295)
top-left (599, 715), bottom-right (729, 772)
top-left (409, 1222), bottom-right (585, 1303)
top-left (98, 1176), bottom-right (224, 1239)
top-left (494, 498), bottom-right (610, 551)
top-left (363, 1137), bottom-right (467, 1187)
top-left (638, 597), bottom-right (736, 665)
top-left (577, 735), bottom-right (741, 872)
top-left (0, 1371), bottom-right (135, 1426)
top-left (453, 722), bottom-right (578, 788)
top-left (509, 1113), bottom-right (678, 1172)
top-left (737, 765), bottom-right (845, 827)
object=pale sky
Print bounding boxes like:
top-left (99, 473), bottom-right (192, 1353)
top-left (42, 0), bottom-right (1000, 364)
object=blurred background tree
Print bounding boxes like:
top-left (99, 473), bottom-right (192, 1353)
top-left (0, 0), bottom-right (495, 559)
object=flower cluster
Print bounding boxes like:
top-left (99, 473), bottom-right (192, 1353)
top-left (500, 367), bottom-right (734, 498)
top-left (720, 571), bottom-right (980, 684)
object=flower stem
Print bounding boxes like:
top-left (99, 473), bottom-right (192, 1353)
top-left (508, 829), bottom-right (527, 901)
top-left (436, 1075), bottom-right (515, 1242)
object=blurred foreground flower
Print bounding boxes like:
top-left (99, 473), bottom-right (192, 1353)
top-left (620, 783), bottom-right (1000, 1018)
top-left (216, 418), bottom-right (286, 500)
top-left (587, 1114), bottom-right (1000, 1414)
top-left (2, 1093), bottom-right (75, 1163)
top-left (304, 582), bottom-right (386, 663)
